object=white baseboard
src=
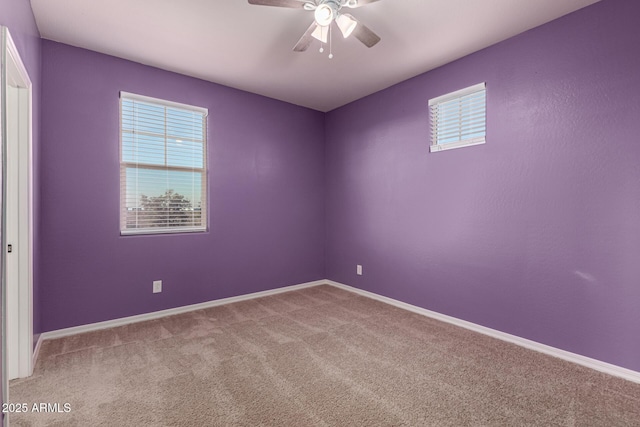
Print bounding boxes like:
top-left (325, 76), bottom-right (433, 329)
top-left (325, 280), bottom-right (640, 384)
top-left (37, 278), bottom-right (640, 384)
top-left (39, 279), bottom-right (325, 341)
top-left (32, 333), bottom-right (43, 376)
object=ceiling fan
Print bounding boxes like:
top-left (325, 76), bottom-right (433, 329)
top-left (248, 0), bottom-right (382, 55)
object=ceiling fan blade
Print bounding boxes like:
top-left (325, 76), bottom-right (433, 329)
top-left (293, 21), bottom-right (319, 52)
top-left (248, 0), bottom-right (306, 9)
top-left (351, 20), bottom-right (381, 47)
top-left (344, 0), bottom-right (381, 8)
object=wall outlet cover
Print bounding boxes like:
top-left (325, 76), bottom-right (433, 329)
top-left (153, 280), bottom-right (162, 293)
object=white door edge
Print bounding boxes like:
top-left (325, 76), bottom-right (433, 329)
top-left (2, 26), bottom-right (34, 386)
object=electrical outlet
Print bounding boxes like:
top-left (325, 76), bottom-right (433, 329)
top-left (153, 280), bottom-right (162, 293)
top-left (357, 265), bottom-right (363, 276)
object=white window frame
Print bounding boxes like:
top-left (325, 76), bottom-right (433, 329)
top-left (119, 92), bottom-right (208, 235)
top-left (429, 82), bottom-right (486, 153)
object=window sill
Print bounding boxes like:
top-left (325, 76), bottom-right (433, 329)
top-left (430, 138), bottom-right (485, 153)
top-left (121, 227), bottom-right (207, 236)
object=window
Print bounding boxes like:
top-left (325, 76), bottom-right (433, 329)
top-left (120, 92), bottom-right (208, 234)
top-left (429, 83), bottom-right (486, 152)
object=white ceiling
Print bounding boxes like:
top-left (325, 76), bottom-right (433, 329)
top-left (31, 0), bottom-right (600, 112)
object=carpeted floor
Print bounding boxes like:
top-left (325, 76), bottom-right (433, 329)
top-left (9, 284), bottom-right (640, 426)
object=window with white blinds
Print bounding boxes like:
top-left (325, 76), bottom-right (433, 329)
top-left (120, 92), bottom-right (208, 235)
top-left (429, 83), bottom-right (486, 152)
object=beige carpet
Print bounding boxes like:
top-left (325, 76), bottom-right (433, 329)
top-left (9, 284), bottom-right (640, 426)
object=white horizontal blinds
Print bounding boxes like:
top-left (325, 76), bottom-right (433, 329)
top-left (120, 92), bottom-right (208, 234)
top-left (430, 83), bottom-right (486, 147)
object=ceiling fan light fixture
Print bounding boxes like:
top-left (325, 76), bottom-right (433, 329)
top-left (247, 0), bottom-right (382, 54)
top-left (336, 13), bottom-right (357, 38)
top-left (314, 4), bottom-right (334, 26)
top-left (311, 24), bottom-right (328, 43)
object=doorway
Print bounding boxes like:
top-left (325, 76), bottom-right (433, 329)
top-left (1, 25), bottom-right (34, 403)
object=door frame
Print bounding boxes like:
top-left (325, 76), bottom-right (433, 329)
top-left (1, 25), bottom-right (34, 390)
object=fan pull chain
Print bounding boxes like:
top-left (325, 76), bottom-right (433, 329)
top-left (329, 24), bottom-right (333, 59)
top-left (316, 24), bottom-right (334, 59)
top-left (319, 25), bottom-right (326, 54)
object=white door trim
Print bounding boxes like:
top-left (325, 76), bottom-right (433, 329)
top-left (1, 26), bottom-right (34, 386)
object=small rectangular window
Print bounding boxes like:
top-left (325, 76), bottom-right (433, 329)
top-left (120, 92), bottom-right (208, 235)
top-left (429, 83), bottom-right (486, 152)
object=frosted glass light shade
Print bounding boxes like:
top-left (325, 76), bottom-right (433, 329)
top-left (314, 4), bottom-right (334, 27)
top-left (311, 24), bottom-right (328, 43)
top-left (336, 14), bottom-right (358, 38)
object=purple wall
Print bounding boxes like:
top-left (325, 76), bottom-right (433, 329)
top-left (325, 0), bottom-right (640, 372)
top-left (0, 0), bottom-right (41, 413)
top-left (39, 41), bottom-right (325, 331)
